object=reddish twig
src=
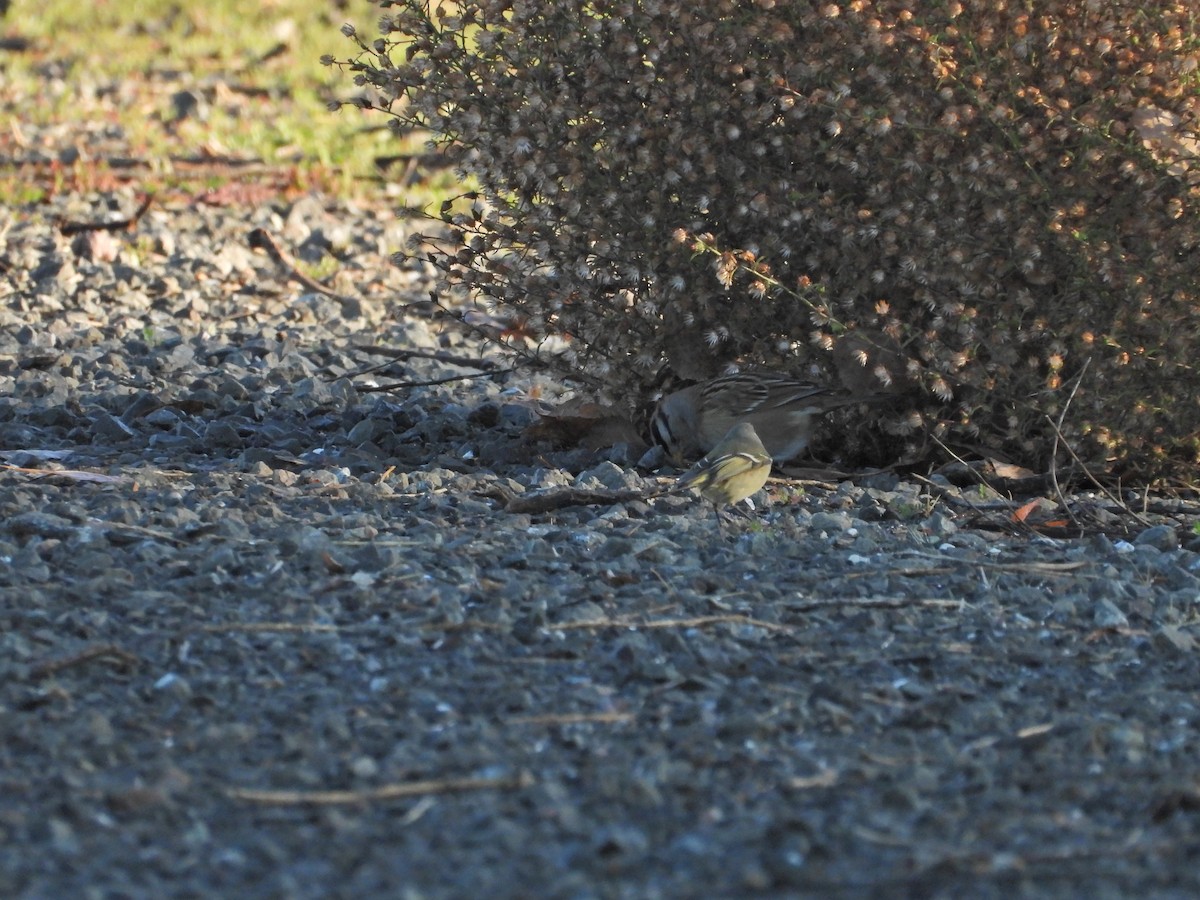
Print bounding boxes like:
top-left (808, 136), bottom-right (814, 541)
top-left (30, 644), bottom-right (140, 678)
top-left (247, 227), bottom-right (360, 312)
top-left (58, 194), bottom-right (153, 236)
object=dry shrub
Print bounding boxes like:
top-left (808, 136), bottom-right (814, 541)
top-left (334, 0), bottom-right (1200, 481)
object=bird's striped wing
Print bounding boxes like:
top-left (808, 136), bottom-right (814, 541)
top-left (678, 450), bottom-right (769, 490)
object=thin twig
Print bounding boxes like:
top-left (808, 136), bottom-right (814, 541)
top-left (351, 345), bottom-right (503, 371)
top-left (247, 227), bottom-right (360, 312)
top-left (913, 836), bottom-right (1182, 878)
top-left (94, 520), bottom-right (187, 545)
top-left (783, 597), bottom-right (967, 613)
top-left (507, 712), bottom-right (634, 726)
top-left (1047, 358), bottom-right (1091, 532)
top-left (910, 474), bottom-right (1019, 532)
top-left (193, 622), bottom-right (341, 634)
top-left (30, 644), bottom-right (140, 678)
top-left (925, 436), bottom-right (1051, 537)
top-left (1043, 364), bottom-right (1152, 527)
top-left (357, 367), bottom-right (520, 392)
top-left (927, 435), bottom-right (1000, 489)
top-left (851, 557), bottom-right (1090, 578)
top-left (448, 601), bottom-right (963, 638)
top-left (2, 464), bottom-right (127, 484)
top-left (58, 194), bottom-right (153, 236)
top-left (227, 771), bottom-right (534, 805)
top-left (556, 614), bottom-right (795, 633)
top-left (500, 485), bottom-right (657, 514)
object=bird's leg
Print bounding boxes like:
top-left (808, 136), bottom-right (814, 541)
top-left (727, 502), bottom-right (756, 521)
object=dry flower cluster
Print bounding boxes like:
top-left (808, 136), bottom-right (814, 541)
top-left (332, 0), bottom-right (1200, 480)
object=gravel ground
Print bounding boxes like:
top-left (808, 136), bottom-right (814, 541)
top-left (3, 190), bottom-right (1200, 899)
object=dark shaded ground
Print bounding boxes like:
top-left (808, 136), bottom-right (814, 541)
top-left (3, 193), bottom-right (1200, 899)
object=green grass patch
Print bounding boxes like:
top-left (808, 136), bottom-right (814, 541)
top-left (0, 0), bottom-right (449, 205)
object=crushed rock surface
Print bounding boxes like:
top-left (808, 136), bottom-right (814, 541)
top-left (2, 191), bottom-right (1200, 898)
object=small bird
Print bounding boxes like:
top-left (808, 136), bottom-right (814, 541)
top-left (677, 422), bottom-right (773, 518)
top-left (652, 370), bottom-right (877, 464)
